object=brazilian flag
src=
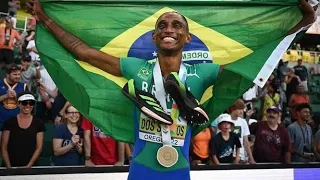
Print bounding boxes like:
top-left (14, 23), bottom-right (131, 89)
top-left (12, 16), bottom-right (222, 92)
top-left (36, 0), bottom-right (303, 142)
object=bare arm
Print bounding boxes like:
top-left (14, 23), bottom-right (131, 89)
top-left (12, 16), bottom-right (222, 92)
top-left (243, 135), bottom-right (256, 164)
top-left (287, 0), bottom-right (316, 35)
top-left (83, 130), bottom-right (95, 166)
top-left (54, 101), bottom-right (70, 125)
top-left (212, 155), bottom-right (220, 165)
top-left (0, 94), bottom-right (8, 103)
top-left (53, 138), bottom-right (74, 156)
top-left (288, 95), bottom-right (295, 107)
top-left (33, 0), bottom-right (121, 76)
top-left (45, 87), bottom-right (58, 98)
top-left (35, 68), bottom-right (41, 80)
top-left (285, 152), bottom-right (291, 164)
top-left (26, 132), bottom-right (44, 167)
top-left (233, 148), bottom-right (240, 164)
top-left (114, 142), bottom-right (125, 166)
top-left (125, 143), bottom-right (132, 158)
top-left (1, 131), bottom-right (11, 168)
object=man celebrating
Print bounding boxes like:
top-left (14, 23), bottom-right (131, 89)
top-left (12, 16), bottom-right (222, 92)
top-left (30, 0), bottom-right (314, 179)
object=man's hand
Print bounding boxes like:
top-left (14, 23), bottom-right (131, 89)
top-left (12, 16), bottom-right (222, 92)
top-left (21, 164), bottom-right (32, 168)
top-left (85, 160), bottom-right (95, 167)
top-left (245, 110), bottom-right (254, 119)
top-left (114, 161), bottom-right (124, 166)
top-left (34, 60), bottom-right (40, 67)
top-left (7, 89), bottom-right (16, 98)
top-left (303, 152), bottom-right (314, 159)
top-left (54, 116), bottom-right (62, 125)
top-left (27, 0), bottom-right (43, 21)
top-left (249, 159), bottom-right (256, 164)
top-left (287, 0), bottom-right (316, 35)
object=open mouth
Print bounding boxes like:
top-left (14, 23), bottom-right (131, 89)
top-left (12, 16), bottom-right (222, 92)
top-left (162, 36), bottom-right (177, 43)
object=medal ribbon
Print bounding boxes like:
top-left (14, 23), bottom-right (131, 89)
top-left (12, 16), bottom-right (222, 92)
top-left (153, 60), bottom-right (186, 146)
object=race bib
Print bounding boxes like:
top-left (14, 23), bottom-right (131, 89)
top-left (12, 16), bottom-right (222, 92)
top-left (139, 113), bottom-right (187, 146)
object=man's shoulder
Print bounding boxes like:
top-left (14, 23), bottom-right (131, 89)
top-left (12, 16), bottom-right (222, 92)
top-left (288, 122), bottom-right (298, 129)
top-left (306, 124), bottom-right (312, 130)
top-left (235, 117), bottom-right (247, 124)
top-left (120, 57), bottom-right (155, 69)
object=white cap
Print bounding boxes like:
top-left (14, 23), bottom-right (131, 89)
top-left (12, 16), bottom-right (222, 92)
top-left (217, 114), bottom-right (234, 128)
top-left (18, 94), bottom-right (36, 102)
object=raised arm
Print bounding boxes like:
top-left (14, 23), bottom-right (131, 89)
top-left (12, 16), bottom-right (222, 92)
top-left (32, 0), bottom-right (122, 76)
top-left (287, 0), bottom-right (316, 35)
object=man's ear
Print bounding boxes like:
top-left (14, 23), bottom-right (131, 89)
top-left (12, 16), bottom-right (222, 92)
top-left (152, 31), bottom-right (156, 43)
top-left (185, 33), bottom-right (191, 43)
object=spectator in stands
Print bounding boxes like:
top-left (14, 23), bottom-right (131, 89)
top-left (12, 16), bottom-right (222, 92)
top-left (36, 66), bottom-right (57, 123)
top-left (288, 103), bottom-right (314, 162)
top-left (313, 114), bottom-right (320, 161)
top-left (250, 106), bottom-right (291, 164)
top-left (278, 59), bottom-right (290, 91)
top-left (285, 68), bottom-right (301, 100)
top-left (27, 16), bottom-right (37, 30)
top-left (82, 117), bottom-right (125, 166)
top-left (309, 61), bottom-right (320, 75)
top-left (288, 84), bottom-right (310, 122)
top-left (190, 127), bottom-right (212, 165)
top-left (52, 104), bottom-right (83, 166)
top-left (257, 74), bottom-right (275, 119)
top-left (244, 107), bottom-right (257, 150)
top-left (8, 0), bottom-right (20, 17)
top-left (211, 114), bottom-right (241, 165)
top-left (294, 59), bottom-right (309, 91)
top-left (0, 65), bottom-right (26, 138)
top-left (1, 92), bottom-right (45, 168)
top-left (261, 80), bottom-right (281, 121)
top-left (227, 99), bottom-right (256, 164)
top-left (20, 54), bottom-right (41, 92)
top-left (0, 17), bottom-right (21, 69)
top-left (26, 34), bottom-right (40, 61)
top-left (21, 29), bottom-right (35, 57)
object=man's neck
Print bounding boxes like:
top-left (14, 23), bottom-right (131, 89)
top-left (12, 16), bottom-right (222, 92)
top-left (221, 131), bottom-right (230, 140)
top-left (267, 121), bottom-right (278, 130)
top-left (230, 114), bottom-right (238, 120)
top-left (5, 78), bottom-right (15, 86)
top-left (297, 120), bottom-right (306, 128)
top-left (158, 51), bottom-right (182, 79)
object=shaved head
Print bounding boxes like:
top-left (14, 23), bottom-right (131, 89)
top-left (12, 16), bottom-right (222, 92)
top-left (156, 11), bottom-right (189, 33)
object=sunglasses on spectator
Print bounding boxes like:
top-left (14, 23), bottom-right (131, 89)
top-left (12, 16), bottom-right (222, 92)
top-left (20, 100), bottom-right (36, 106)
top-left (66, 111), bottom-right (80, 115)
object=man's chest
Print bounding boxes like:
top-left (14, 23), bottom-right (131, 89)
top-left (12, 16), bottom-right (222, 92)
top-left (259, 128), bottom-right (282, 146)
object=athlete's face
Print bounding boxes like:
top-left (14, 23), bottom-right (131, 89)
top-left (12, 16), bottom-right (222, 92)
top-left (153, 12), bottom-right (191, 54)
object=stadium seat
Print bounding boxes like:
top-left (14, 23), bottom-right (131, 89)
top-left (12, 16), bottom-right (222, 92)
top-left (37, 123), bottom-right (54, 166)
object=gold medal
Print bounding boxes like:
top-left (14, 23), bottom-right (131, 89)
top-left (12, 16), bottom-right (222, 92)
top-left (157, 145), bottom-right (178, 168)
